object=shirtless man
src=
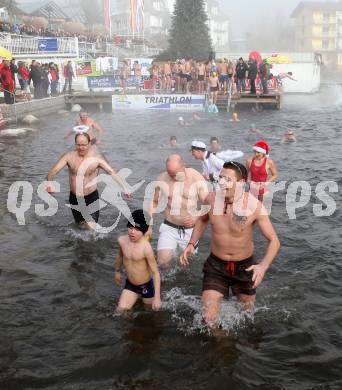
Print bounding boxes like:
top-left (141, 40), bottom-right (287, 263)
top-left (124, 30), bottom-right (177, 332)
top-left (64, 111), bottom-right (104, 145)
top-left (120, 61), bottom-right (129, 93)
top-left (150, 155), bottom-right (208, 266)
top-left (76, 111), bottom-right (103, 145)
top-left (218, 59), bottom-right (228, 93)
top-left (149, 62), bottom-right (160, 93)
top-left (133, 60), bottom-right (142, 92)
top-left (227, 59), bottom-right (235, 93)
top-left (197, 61), bottom-right (206, 93)
top-left (209, 72), bottom-right (219, 103)
top-left (184, 58), bottom-right (193, 94)
top-left (163, 60), bottom-right (172, 93)
top-left (281, 129), bottom-right (297, 143)
top-left (179, 59), bottom-right (186, 93)
top-left (180, 161), bottom-right (280, 325)
top-left (172, 61), bottom-right (181, 92)
top-left (47, 133), bottom-right (131, 229)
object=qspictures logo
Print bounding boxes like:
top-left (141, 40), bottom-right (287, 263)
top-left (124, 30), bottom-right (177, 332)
top-left (6, 159), bottom-right (338, 232)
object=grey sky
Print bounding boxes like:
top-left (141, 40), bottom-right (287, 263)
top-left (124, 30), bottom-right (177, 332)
top-left (220, 0), bottom-right (340, 38)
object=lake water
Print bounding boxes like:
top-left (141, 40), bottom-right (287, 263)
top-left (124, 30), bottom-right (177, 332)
top-left (0, 87), bottom-right (342, 389)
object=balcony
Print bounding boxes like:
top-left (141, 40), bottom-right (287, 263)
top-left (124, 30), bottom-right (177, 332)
top-left (0, 33), bottom-right (79, 57)
top-left (312, 31), bottom-right (336, 39)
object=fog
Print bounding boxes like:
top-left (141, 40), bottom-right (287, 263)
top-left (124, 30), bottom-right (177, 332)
top-left (215, 0), bottom-right (341, 51)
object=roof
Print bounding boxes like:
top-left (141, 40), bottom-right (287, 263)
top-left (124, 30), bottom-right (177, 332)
top-left (291, 2), bottom-right (342, 17)
top-left (16, 0), bottom-right (86, 22)
top-left (16, 1), bottom-right (68, 19)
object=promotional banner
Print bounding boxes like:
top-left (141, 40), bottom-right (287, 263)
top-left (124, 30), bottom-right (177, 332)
top-left (112, 95), bottom-right (206, 111)
top-left (75, 60), bottom-right (95, 77)
top-left (38, 38), bottom-right (58, 52)
top-left (88, 75), bottom-right (152, 90)
top-left (75, 58), bottom-right (118, 77)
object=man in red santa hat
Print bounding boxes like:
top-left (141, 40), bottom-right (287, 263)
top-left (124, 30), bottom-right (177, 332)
top-left (246, 140), bottom-right (278, 201)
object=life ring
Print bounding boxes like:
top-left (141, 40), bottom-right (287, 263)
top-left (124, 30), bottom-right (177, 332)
top-left (73, 125), bottom-right (89, 133)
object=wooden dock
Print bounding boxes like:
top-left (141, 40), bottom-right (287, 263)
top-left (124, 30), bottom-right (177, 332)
top-left (216, 91), bottom-right (282, 111)
top-left (65, 91), bottom-right (113, 111)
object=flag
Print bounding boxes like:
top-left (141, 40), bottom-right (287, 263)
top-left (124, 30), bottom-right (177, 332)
top-left (103, 0), bottom-right (111, 32)
top-left (130, 0), bottom-right (137, 33)
top-left (136, 0), bottom-right (144, 34)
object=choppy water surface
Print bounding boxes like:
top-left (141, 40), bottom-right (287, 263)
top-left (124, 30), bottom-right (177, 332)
top-left (1, 87), bottom-right (342, 390)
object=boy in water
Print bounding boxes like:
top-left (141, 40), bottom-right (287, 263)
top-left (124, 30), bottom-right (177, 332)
top-left (114, 209), bottom-right (161, 312)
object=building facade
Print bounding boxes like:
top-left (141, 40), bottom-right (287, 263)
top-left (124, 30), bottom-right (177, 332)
top-left (111, 0), bottom-right (170, 39)
top-left (291, 1), bottom-right (342, 69)
top-left (111, 0), bottom-right (229, 51)
top-left (204, 0), bottom-right (229, 52)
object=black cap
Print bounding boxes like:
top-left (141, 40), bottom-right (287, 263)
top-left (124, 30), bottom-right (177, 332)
top-left (127, 209), bottom-right (149, 234)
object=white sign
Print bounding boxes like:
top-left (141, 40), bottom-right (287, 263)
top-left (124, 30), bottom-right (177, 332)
top-left (112, 94), bottom-right (206, 111)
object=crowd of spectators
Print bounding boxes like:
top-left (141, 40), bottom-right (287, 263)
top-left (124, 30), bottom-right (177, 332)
top-left (0, 21), bottom-right (111, 43)
top-left (0, 20), bottom-right (155, 48)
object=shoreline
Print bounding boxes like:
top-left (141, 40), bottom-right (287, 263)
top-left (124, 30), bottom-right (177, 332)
top-left (0, 95), bottom-right (66, 125)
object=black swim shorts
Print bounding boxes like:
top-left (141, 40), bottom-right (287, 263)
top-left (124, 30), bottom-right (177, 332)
top-left (124, 278), bottom-right (155, 298)
top-left (69, 190), bottom-right (100, 224)
top-left (202, 253), bottom-right (256, 297)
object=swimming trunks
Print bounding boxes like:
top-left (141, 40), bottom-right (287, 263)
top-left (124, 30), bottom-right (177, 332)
top-left (69, 189), bottom-right (100, 224)
top-left (124, 278), bottom-right (155, 298)
top-left (210, 86), bottom-right (219, 92)
top-left (157, 220), bottom-right (197, 252)
top-left (198, 75), bottom-right (205, 81)
top-left (202, 252), bottom-right (256, 297)
top-left (219, 75), bottom-right (228, 82)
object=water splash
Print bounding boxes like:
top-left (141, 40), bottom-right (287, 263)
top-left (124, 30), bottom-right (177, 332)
top-left (163, 287), bottom-right (260, 336)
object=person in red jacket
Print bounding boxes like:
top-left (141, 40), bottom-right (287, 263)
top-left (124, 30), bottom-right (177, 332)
top-left (63, 60), bottom-right (74, 94)
top-left (0, 60), bottom-right (15, 104)
top-left (49, 63), bottom-right (59, 96)
top-left (18, 62), bottom-right (30, 92)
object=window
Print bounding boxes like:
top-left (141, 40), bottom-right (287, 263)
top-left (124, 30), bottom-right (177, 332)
top-left (211, 7), bottom-right (218, 16)
top-left (322, 39), bottom-right (329, 49)
top-left (153, 1), bottom-right (162, 11)
top-left (150, 15), bottom-right (162, 27)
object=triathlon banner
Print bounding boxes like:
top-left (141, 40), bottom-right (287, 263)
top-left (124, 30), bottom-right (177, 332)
top-left (112, 94), bottom-right (206, 111)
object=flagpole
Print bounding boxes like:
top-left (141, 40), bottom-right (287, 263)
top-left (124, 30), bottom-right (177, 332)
top-left (109, 0), bottom-right (112, 38)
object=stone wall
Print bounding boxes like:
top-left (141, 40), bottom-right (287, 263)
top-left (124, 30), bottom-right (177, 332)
top-left (0, 96), bottom-right (67, 124)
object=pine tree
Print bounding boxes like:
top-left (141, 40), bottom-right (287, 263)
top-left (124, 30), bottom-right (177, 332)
top-left (159, 0), bottom-right (212, 60)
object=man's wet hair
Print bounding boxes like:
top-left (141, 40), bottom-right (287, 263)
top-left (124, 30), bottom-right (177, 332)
top-left (210, 136), bottom-right (219, 143)
top-left (223, 161), bottom-right (247, 181)
top-left (75, 132), bottom-right (90, 143)
top-left (288, 72), bottom-right (293, 76)
top-left (170, 136), bottom-right (177, 141)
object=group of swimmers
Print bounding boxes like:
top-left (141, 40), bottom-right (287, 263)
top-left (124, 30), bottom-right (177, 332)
top-left (45, 114), bottom-right (284, 327)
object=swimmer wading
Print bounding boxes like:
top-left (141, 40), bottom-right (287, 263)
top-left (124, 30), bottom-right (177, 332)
top-left (145, 96), bottom-right (192, 104)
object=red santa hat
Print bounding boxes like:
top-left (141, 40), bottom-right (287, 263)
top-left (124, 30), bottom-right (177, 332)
top-left (253, 140), bottom-right (269, 157)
